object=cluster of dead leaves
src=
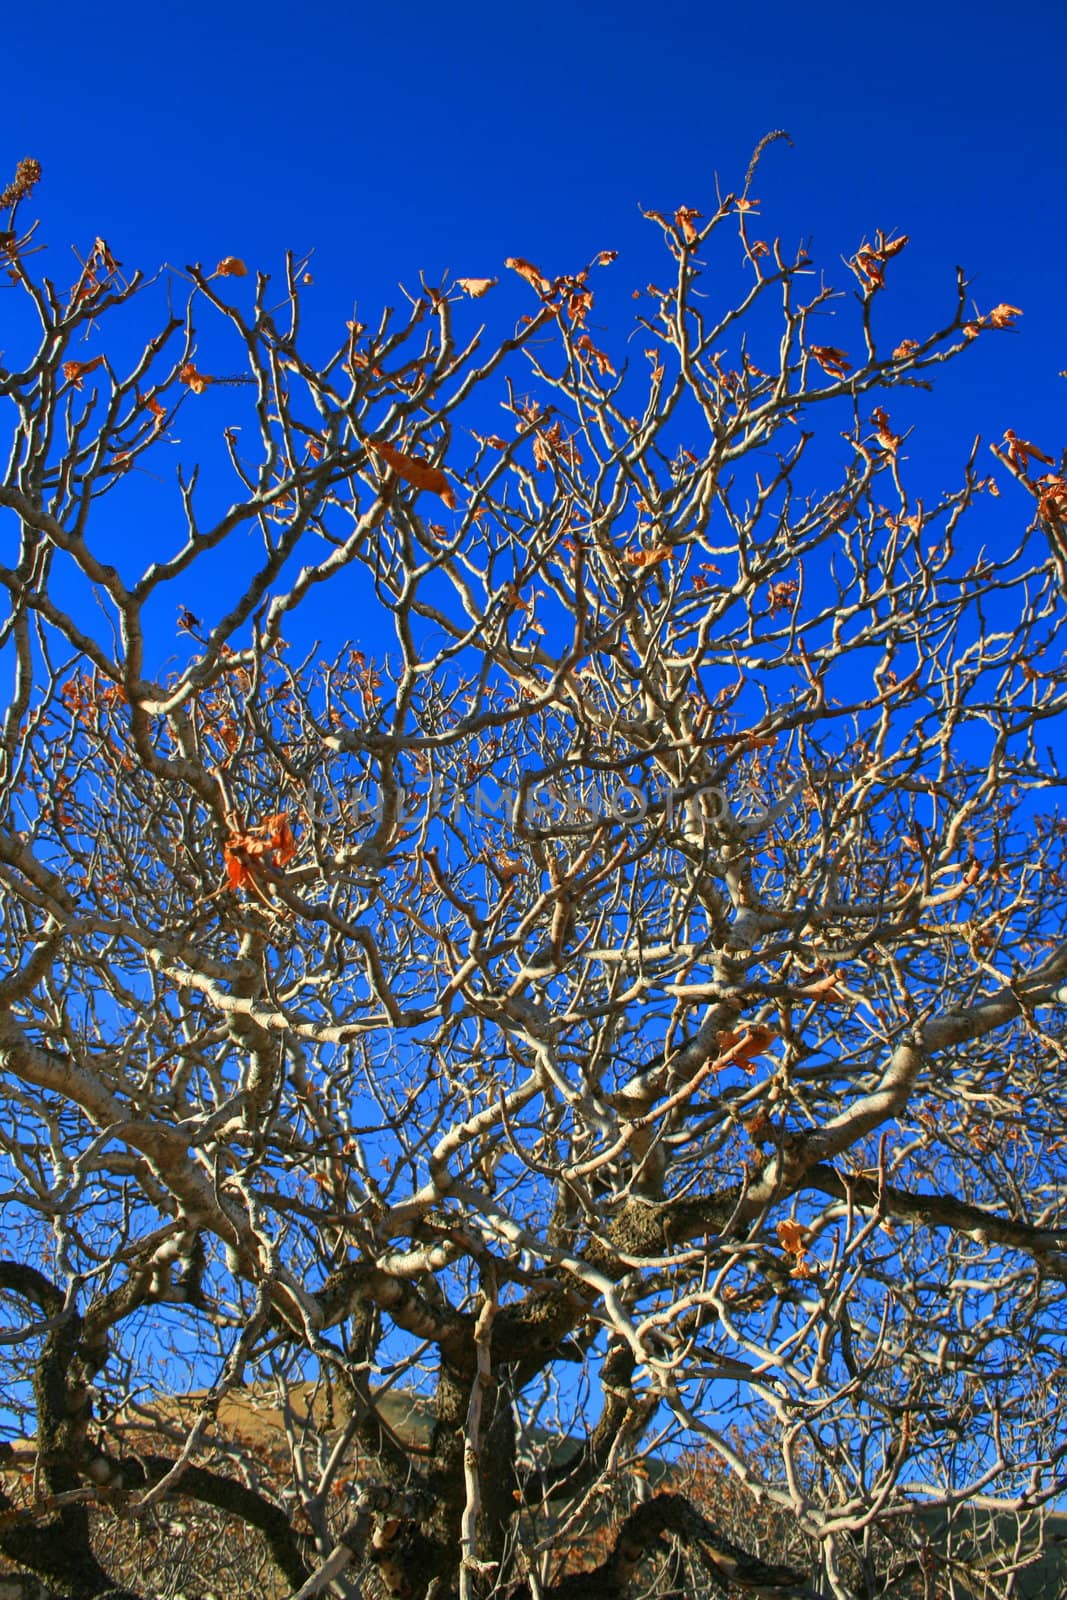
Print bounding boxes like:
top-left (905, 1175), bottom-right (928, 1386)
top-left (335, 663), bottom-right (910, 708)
top-left (1038, 475), bottom-right (1067, 523)
top-left (223, 813), bottom-right (297, 893)
top-left (69, 237), bottom-right (123, 308)
top-left (504, 254), bottom-right (614, 330)
top-left (532, 421), bottom-right (581, 474)
top-left (61, 674), bottom-right (126, 723)
top-left (808, 345), bottom-right (852, 380)
top-left (370, 440), bottom-right (456, 509)
top-left (0, 156), bottom-right (42, 210)
top-left (766, 579), bottom-right (799, 614)
top-left (776, 1218), bottom-right (812, 1278)
top-left (849, 230), bottom-right (908, 292)
top-left (964, 303), bottom-right (1023, 340)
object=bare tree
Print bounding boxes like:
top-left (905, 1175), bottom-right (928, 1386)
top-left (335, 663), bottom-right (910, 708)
top-left (1, 142), bottom-right (1067, 1600)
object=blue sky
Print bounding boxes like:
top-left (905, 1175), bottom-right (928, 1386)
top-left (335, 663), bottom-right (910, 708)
top-left (2, 0), bottom-right (1064, 660)
top-left (4, 0), bottom-right (1063, 428)
top-left (2, 0), bottom-right (1066, 1439)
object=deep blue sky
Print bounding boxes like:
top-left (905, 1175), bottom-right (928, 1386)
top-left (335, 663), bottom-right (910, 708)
top-left (2, 0), bottom-right (1064, 614)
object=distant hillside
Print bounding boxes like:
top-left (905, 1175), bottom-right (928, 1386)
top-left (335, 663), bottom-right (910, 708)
top-left (4, 1385), bottom-right (1067, 1598)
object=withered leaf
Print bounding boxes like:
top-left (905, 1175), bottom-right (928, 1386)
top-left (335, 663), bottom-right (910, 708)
top-left (179, 362), bottom-right (213, 394)
top-left (371, 440), bottom-right (457, 509)
top-left (625, 544), bottom-right (672, 567)
top-left (675, 206), bottom-right (701, 244)
top-left (809, 345), bottom-right (852, 379)
top-left (504, 257), bottom-right (551, 294)
top-left (456, 277), bottom-right (497, 298)
top-left (1002, 429), bottom-right (1053, 472)
top-left (62, 355), bottom-right (105, 388)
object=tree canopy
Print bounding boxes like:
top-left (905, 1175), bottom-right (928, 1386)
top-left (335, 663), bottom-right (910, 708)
top-left (1, 145), bottom-right (1067, 1600)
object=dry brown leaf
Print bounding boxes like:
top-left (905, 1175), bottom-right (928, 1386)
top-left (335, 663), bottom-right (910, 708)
top-left (370, 440), bottom-right (457, 509)
top-left (809, 345), bottom-right (852, 379)
top-left (456, 276), bottom-right (497, 298)
top-left (504, 257), bottom-right (550, 294)
top-left (893, 338), bottom-right (920, 360)
top-left (986, 303), bottom-right (1023, 330)
top-left (797, 971), bottom-right (846, 1003)
top-left (776, 1219), bottom-right (808, 1256)
top-left (871, 407), bottom-right (901, 453)
top-left (179, 362), bottom-right (213, 394)
top-left (1038, 475), bottom-right (1067, 522)
top-left (1002, 429), bottom-right (1053, 473)
top-left (721, 731), bottom-right (776, 753)
top-left (216, 257), bottom-right (248, 277)
top-left (223, 812), bottom-right (297, 892)
top-left (675, 206), bottom-right (702, 244)
top-left (718, 1024), bottom-right (777, 1066)
top-left (62, 355), bottom-right (105, 388)
top-left (625, 544), bottom-right (672, 567)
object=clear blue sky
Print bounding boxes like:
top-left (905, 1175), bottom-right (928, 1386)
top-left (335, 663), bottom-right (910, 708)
top-left (3, 0), bottom-right (1064, 586)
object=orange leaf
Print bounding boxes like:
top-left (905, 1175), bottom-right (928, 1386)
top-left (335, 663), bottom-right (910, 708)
top-left (505, 257), bottom-right (551, 294)
top-left (266, 813), bottom-right (297, 865)
top-left (1037, 475), bottom-right (1067, 522)
top-left (986, 303), bottom-right (1023, 330)
top-left (674, 206), bottom-right (701, 244)
top-left (216, 256), bottom-right (248, 277)
top-left (776, 1218), bottom-right (808, 1256)
top-left (1002, 429), bottom-right (1053, 472)
top-left (809, 345), bottom-right (852, 379)
top-left (893, 338), bottom-right (920, 360)
top-left (718, 1024), bottom-right (777, 1067)
top-left (224, 847), bottom-right (255, 891)
top-left (625, 544), bottom-right (673, 567)
top-left (456, 276), bottom-right (497, 298)
top-left (62, 355), bottom-right (105, 388)
top-left (222, 812), bottom-right (297, 893)
top-left (370, 440), bottom-right (457, 509)
top-left (179, 362), bottom-right (213, 394)
top-left (575, 333), bottom-right (615, 376)
top-left (797, 971), bottom-right (846, 1003)
top-left (871, 407), bottom-right (901, 453)
top-left (720, 731), bottom-right (775, 753)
